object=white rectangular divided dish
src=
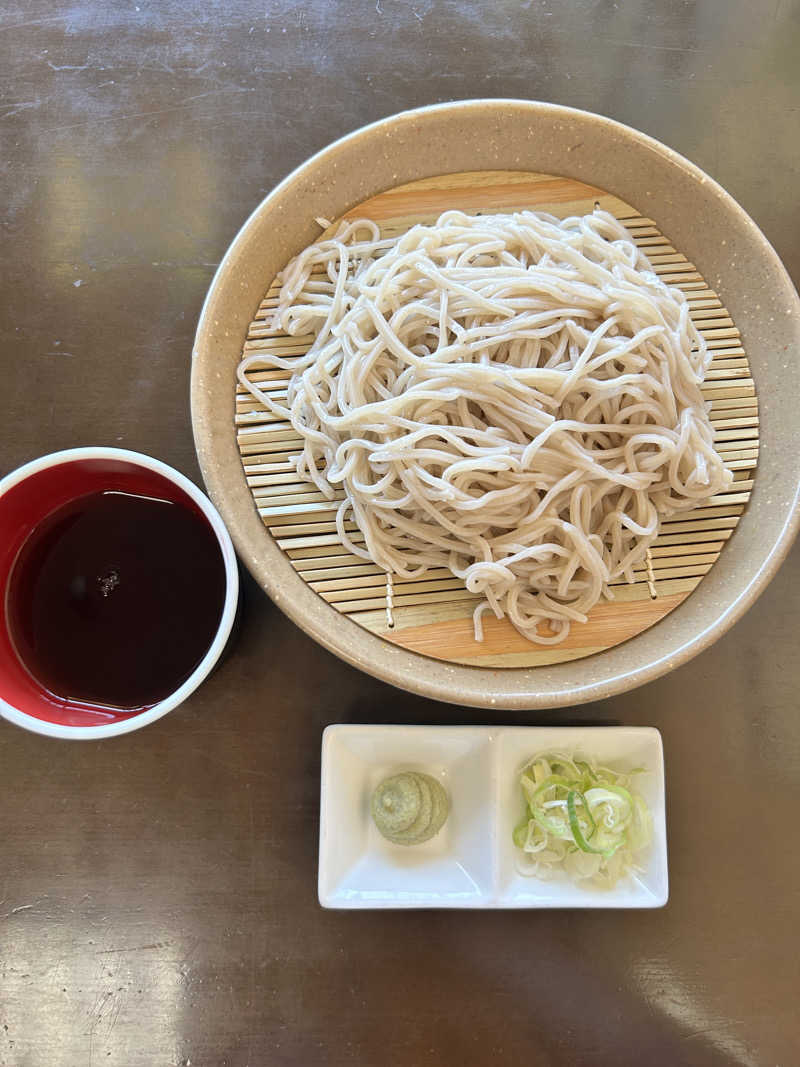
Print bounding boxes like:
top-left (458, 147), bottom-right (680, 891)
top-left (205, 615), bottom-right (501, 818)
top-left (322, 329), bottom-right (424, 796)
top-left (319, 725), bottom-right (667, 909)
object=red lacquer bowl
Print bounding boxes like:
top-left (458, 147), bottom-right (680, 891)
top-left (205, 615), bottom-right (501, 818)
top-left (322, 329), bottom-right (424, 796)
top-left (0, 448), bottom-right (239, 739)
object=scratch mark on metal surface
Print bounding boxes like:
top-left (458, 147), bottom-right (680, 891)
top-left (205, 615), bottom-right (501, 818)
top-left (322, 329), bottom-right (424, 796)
top-left (1, 101), bottom-right (40, 119)
top-left (107, 996), bottom-right (122, 1038)
top-left (632, 959), bottom-right (759, 1066)
top-left (42, 90), bottom-right (255, 133)
top-left (10, 904), bottom-right (33, 914)
top-left (185, 59), bottom-right (214, 75)
top-left (187, 748), bottom-right (270, 778)
top-left (599, 37), bottom-right (706, 54)
top-left (178, 86), bottom-right (255, 105)
top-left (47, 60), bottom-right (89, 71)
top-left (682, 1023), bottom-right (745, 1042)
top-left (0, 13), bottom-right (69, 31)
top-left (96, 941), bottom-right (168, 955)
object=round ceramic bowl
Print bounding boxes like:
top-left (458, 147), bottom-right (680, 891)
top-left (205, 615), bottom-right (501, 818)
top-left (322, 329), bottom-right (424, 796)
top-left (191, 100), bottom-right (800, 710)
top-left (0, 447), bottom-right (239, 739)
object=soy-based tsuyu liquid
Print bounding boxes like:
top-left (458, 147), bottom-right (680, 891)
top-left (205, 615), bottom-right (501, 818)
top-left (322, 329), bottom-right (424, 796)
top-left (6, 491), bottom-right (227, 710)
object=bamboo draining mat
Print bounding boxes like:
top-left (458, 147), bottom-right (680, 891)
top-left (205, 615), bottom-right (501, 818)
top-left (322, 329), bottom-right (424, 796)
top-left (236, 171), bottom-right (758, 668)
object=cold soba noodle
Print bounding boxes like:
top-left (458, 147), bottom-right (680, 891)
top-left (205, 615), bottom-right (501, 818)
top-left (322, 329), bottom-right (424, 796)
top-left (238, 209), bottom-right (731, 645)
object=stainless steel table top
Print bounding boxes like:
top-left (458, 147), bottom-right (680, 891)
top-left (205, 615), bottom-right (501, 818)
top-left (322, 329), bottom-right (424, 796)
top-left (1, 2), bottom-right (798, 1064)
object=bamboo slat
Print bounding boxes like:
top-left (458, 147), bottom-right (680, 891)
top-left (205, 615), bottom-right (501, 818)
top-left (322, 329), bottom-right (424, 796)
top-left (234, 171), bottom-right (757, 668)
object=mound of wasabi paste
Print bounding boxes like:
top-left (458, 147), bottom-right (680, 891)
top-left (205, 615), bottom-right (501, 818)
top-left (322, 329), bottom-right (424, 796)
top-left (371, 771), bottom-right (449, 845)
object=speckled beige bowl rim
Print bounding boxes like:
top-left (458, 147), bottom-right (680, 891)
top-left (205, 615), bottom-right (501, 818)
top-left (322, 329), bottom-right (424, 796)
top-left (191, 99), bottom-right (800, 710)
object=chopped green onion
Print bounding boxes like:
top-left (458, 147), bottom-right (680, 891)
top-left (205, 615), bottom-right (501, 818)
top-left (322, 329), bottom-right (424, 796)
top-left (512, 818), bottom-right (529, 849)
top-left (512, 751), bottom-right (653, 888)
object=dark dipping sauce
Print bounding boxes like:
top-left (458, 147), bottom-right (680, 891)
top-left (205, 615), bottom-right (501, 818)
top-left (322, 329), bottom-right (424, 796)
top-left (6, 491), bottom-right (227, 711)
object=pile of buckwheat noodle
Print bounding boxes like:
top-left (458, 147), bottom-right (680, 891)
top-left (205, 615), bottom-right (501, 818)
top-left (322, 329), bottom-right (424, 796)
top-left (238, 208), bottom-right (731, 645)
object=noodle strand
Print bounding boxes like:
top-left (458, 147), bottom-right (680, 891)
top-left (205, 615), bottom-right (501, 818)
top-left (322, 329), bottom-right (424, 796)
top-left (238, 209), bottom-right (732, 645)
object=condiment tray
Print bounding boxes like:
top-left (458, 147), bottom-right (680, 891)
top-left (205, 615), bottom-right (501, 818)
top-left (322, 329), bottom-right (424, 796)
top-left (319, 725), bottom-right (667, 909)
